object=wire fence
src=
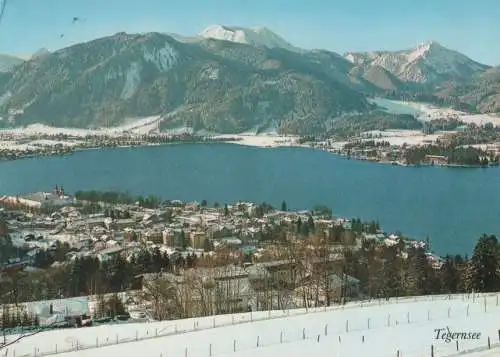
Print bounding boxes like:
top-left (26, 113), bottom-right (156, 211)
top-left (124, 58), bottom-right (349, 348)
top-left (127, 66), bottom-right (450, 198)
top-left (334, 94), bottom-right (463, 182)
top-left (2, 292), bottom-right (500, 357)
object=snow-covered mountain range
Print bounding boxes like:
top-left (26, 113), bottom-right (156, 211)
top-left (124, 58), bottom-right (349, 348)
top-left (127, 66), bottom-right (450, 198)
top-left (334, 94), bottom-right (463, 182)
top-left (0, 25), bottom-right (497, 133)
top-left (345, 41), bottom-right (488, 83)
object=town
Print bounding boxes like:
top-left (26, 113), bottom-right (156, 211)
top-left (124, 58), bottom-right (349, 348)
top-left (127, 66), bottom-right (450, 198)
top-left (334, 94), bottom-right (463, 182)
top-left (0, 186), bottom-right (496, 336)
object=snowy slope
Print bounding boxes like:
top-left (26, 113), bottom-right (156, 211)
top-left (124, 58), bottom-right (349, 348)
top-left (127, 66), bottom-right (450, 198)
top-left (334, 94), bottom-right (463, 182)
top-left (198, 25), bottom-right (303, 53)
top-left (345, 41), bottom-right (488, 83)
top-left (4, 293), bottom-right (500, 357)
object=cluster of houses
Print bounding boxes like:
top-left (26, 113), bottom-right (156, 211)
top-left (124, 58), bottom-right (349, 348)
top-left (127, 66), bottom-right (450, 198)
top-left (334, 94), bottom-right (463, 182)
top-left (0, 187), bottom-right (444, 323)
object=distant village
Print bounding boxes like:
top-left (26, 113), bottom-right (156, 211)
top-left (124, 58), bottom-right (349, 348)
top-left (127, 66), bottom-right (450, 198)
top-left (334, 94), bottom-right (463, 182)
top-left (0, 186), bottom-right (443, 332)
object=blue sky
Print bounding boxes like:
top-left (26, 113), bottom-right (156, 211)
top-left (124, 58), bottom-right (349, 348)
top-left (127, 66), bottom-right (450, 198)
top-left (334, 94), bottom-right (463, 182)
top-left (0, 0), bottom-right (498, 65)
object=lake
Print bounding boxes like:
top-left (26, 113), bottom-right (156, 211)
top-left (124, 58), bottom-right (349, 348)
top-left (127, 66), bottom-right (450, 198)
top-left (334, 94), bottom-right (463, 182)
top-left (1, 143), bottom-right (499, 256)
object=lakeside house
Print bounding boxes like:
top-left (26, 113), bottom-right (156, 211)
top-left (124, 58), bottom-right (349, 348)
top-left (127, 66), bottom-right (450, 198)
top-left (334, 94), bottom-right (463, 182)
top-left (423, 155), bottom-right (448, 165)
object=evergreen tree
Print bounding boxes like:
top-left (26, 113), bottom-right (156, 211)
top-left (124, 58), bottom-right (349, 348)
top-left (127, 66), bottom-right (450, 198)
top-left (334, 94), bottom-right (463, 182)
top-left (406, 247), bottom-right (432, 296)
top-left (281, 201), bottom-right (287, 211)
top-left (307, 215), bottom-right (315, 234)
top-left (224, 204), bottom-right (229, 217)
top-left (202, 238), bottom-right (214, 252)
top-left (469, 235), bottom-right (500, 292)
top-left (439, 255), bottom-right (460, 293)
top-left (380, 246), bottom-right (402, 297)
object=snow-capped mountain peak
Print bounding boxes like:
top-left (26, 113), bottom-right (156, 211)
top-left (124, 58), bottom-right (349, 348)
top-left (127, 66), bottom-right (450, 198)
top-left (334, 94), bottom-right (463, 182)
top-left (344, 41), bottom-right (488, 83)
top-left (198, 24), bottom-right (302, 53)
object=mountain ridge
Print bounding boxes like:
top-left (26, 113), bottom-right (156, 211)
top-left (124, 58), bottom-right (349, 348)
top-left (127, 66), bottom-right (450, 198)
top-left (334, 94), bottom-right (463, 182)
top-left (0, 27), bottom-right (497, 134)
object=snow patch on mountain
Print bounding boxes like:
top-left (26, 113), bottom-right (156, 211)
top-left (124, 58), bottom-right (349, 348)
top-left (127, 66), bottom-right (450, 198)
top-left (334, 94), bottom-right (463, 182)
top-left (121, 62), bottom-right (142, 99)
top-left (142, 42), bottom-right (178, 72)
top-left (198, 25), bottom-right (302, 53)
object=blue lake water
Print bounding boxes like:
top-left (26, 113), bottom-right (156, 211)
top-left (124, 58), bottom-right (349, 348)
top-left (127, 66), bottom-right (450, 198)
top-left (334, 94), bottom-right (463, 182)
top-left (1, 143), bottom-right (499, 256)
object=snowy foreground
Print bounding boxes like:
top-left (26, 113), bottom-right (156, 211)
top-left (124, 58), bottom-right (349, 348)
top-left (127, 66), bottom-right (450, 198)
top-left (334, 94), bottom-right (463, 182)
top-left (3, 293), bottom-right (500, 357)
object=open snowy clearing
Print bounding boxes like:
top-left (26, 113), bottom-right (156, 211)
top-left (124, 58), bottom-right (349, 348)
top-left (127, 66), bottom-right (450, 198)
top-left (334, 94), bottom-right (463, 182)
top-left (371, 97), bottom-right (500, 126)
top-left (3, 293), bottom-right (500, 357)
top-left (361, 129), bottom-right (445, 146)
top-left (212, 134), bottom-right (301, 148)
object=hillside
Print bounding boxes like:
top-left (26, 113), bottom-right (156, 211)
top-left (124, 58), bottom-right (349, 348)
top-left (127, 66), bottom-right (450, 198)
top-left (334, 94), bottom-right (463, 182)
top-left (0, 32), bottom-right (370, 135)
top-left (0, 54), bottom-right (24, 73)
top-left (436, 66), bottom-right (500, 113)
top-left (3, 293), bottom-right (500, 357)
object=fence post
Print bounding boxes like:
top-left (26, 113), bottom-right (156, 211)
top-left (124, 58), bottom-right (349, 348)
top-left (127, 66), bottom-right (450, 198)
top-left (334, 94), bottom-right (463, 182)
top-left (484, 297), bottom-right (487, 312)
top-left (456, 340), bottom-right (459, 351)
top-left (387, 314), bottom-right (390, 327)
top-left (55, 344), bottom-right (58, 353)
top-left (34, 347), bottom-right (36, 357)
top-left (96, 337), bottom-right (99, 347)
top-left (396, 350), bottom-right (400, 357)
top-left (427, 310), bottom-right (430, 321)
top-left (407, 312), bottom-right (410, 323)
top-left (250, 311), bottom-right (253, 322)
top-left (136, 331), bottom-right (138, 341)
top-left (76, 341), bottom-right (79, 351)
top-left (324, 324), bottom-right (328, 336)
top-left (431, 344), bottom-right (434, 357)
top-left (232, 315), bottom-right (235, 325)
top-left (116, 335), bottom-right (118, 344)
top-left (368, 318), bottom-right (370, 329)
top-left (498, 329), bottom-right (500, 341)
top-left (233, 340), bottom-right (236, 352)
top-left (345, 320), bottom-right (349, 332)
top-left (184, 347), bottom-right (187, 357)
top-left (448, 307), bottom-right (451, 318)
top-left (256, 336), bottom-right (260, 347)
top-left (213, 317), bottom-right (215, 328)
top-left (496, 295), bottom-right (499, 306)
top-left (303, 328), bottom-right (306, 339)
top-left (175, 325), bottom-right (178, 333)
top-left (155, 328), bottom-right (158, 337)
top-left (280, 331), bottom-right (283, 343)
top-left (466, 304), bottom-right (469, 317)
top-left (209, 343), bottom-right (212, 357)
top-left (488, 337), bottom-right (491, 349)
top-left (362, 335), bottom-right (365, 343)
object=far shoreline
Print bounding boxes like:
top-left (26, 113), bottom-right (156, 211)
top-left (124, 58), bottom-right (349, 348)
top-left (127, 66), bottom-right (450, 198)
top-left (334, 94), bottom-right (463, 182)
top-left (2, 138), bottom-right (499, 170)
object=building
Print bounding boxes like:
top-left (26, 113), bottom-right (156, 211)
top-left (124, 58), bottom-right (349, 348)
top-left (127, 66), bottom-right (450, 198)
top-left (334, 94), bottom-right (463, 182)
top-left (423, 155), bottom-right (448, 166)
top-left (0, 186), bottom-right (75, 210)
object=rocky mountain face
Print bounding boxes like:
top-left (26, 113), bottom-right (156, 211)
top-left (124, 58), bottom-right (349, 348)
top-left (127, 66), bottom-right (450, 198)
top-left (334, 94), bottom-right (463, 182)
top-left (345, 41), bottom-right (489, 85)
top-left (0, 28), bottom-right (496, 134)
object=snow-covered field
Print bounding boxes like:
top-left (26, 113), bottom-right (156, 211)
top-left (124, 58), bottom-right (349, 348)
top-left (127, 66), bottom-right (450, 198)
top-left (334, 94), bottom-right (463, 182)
top-left (3, 293), bottom-right (500, 357)
top-left (0, 116), bottom-right (162, 139)
top-left (371, 97), bottom-right (500, 126)
top-left (361, 129), bottom-right (445, 146)
top-left (212, 134), bottom-right (301, 148)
